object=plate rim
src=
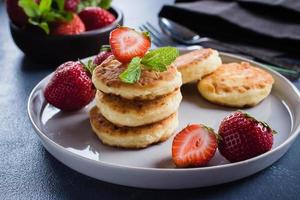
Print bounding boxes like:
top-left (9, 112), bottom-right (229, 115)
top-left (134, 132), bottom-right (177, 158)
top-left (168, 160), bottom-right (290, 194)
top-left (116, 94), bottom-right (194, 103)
top-left (27, 52), bottom-right (300, 172)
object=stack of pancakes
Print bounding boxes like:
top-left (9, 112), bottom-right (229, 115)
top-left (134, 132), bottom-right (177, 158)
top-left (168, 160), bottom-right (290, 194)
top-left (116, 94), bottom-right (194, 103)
top-left (89, 56), bottom-right (183, 148)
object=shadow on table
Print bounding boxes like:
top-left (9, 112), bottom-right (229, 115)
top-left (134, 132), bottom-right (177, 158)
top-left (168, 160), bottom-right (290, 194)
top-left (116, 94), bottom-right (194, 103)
top-left (20, 55), bottom-right (57, 73)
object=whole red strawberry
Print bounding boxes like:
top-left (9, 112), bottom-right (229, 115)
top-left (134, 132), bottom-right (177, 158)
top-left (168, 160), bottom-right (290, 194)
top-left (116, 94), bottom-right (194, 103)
top-left (218, 111), bottom-right (276, 162)
top-left (51, 14), bottom-right (85, 35)
top-left (64, 0), bottom-right (80, 12)
top-left (93, 46), bottom-right (113, 65)
top-left (44, 61), bottom-right (95, 111)
top-left (6, 0), bottom-right (28, 27)
top-left (78, 7), bottom-right (116, 31)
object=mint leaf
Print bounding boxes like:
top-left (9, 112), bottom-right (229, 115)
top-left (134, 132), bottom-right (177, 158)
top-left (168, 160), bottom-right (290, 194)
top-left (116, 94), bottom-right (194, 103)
top-left (29, 19), bottom-right (49, 34)
top-left (39, 0), bottom-right (52, 13)
top-left (37, 22), bottom-right (50, 34)
top-left (54, 0), bottom-right (65, 11)
top-left (141, 47), bottom-right (179, 72)
top-left (19, 0), bottom-right (72, 34)
top-left (42, 10), bottom-right (72, 22)
top-left (42, 11), bottom-right (62, 21)
top-left (118, 47), bottom-right (179, 83)
top-left (60, 11), bottom-right (73, 21)
top-left (119, 57), bottom-right (142, 83)
top-left (19, 0), bottom-right (40, 17)
top-left (99, 0), bottom-right (112, 9)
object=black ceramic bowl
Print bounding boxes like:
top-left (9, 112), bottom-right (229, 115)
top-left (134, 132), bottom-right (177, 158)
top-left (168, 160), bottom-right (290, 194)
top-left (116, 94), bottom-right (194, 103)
top-left (10, 6), bottom-right (123, 64)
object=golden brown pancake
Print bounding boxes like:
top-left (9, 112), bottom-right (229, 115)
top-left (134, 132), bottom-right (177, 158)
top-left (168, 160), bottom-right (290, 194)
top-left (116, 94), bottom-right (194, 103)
top-left (198, 62), bottom-right (274, 107)
top-left (89, 106), bottom-right (178, 148)
top-left (95, 88), bottom-right (182, 127)
top-left (92, 55), bottom-right (182, 100)
top-left (171, 48), bottom-right (222, 84)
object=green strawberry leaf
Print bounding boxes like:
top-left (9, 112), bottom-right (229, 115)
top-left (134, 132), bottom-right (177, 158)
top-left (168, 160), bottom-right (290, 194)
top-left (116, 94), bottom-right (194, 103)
top-left (19, 0), bottom-right (40, 17)
top-left (99, 0), bottom-right (112, 9)
top-left (77, 0), bottom-right (97, 12)
top-left (39, 0), bottom-right (52, 13)
top-left (100, 45), bottom-right (111, 52)
top-left (141, 47), bottom-right (179, 72)
top-left (119, 57), bottom-right (142, 83)
top-left (79, 59), bottom-right (97, 75)
top-left (77, 0), bottom-right (112, 11)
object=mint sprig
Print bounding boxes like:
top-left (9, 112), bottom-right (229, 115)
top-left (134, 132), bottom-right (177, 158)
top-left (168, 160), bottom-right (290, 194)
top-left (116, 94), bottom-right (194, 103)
top-left (119, 47), bottom-right (179, 84)
top-left (141, 47), bottom-right (179, 72)
top-left (19, 0), bottom-right (73, 34)
top-left (119, 57), bottom-right (142, 84)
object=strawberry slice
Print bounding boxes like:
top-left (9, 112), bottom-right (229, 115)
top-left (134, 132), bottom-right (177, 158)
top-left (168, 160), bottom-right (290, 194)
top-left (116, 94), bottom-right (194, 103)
top-left (172, 124), bottom-right (218, 167)
top-left (109, 27), bottom-right (151, 63)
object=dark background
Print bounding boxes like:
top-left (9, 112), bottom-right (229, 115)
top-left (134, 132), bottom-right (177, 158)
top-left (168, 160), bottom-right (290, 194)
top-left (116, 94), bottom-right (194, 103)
top-left (0, 0), bottom-right (300, 199)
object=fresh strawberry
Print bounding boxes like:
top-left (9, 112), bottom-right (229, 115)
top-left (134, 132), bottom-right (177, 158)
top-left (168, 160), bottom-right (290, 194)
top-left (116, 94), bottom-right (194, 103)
top-left (78, 7), bottom-right (116, 31)
top-left (93, 51), bottom-right (113, 65)
top-left (6, 0), bottom-right (28, 27)
top-left (44, 61), bottom-right (95, 111)
top-left (109, 27), bottom-right (151, 63)
top-left (172, 124), bottom-right (218, 168)
top-left (64, 0), bottom-right (80, 12)
top-left (93, 46), bottom-right (113, 65)
top-left (218, 111), bottom-right (275, 162)
top-left (51, 14), bottom-right (85, 35)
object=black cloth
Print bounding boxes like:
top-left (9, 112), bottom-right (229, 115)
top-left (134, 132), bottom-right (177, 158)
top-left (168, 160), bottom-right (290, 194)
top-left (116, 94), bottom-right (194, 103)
top-left (159, 0), bottom-right (300, 68)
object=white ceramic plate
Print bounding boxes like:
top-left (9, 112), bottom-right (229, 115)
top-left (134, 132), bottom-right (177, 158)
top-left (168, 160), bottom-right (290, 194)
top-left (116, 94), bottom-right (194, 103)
top-left (28, 53), bottom-right (300, 189)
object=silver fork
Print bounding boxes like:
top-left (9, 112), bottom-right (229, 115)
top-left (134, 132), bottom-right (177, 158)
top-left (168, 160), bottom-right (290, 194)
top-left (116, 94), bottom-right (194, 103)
top-left (138, 22), bottom-right (202, 51)
top-left (139, 22), bottom-right (299, 78)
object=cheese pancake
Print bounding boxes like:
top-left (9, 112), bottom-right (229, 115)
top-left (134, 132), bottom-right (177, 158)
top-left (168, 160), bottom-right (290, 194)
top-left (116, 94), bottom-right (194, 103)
top-left (171, 48), bottom-right (222, 84)
top-left (198, 62), bottom-right (274, 107)
top-left (95, 89), bottom-right (182, 127)
top-left (89, 106), bottom-right (178, 148)
top-left (92, 55), bottom-right (182, 100)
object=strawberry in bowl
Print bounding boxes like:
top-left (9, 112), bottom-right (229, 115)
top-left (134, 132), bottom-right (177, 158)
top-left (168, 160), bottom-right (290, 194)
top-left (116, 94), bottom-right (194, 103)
top-left (6, 0), bottom-right (123, 63)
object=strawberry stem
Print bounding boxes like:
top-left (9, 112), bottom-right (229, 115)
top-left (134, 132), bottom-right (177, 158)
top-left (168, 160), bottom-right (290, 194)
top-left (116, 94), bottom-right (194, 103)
top-left (100, 45), bottom-right (111, 52)
top-left (216, 134), bottom-right (223, 144)
top-left (243, 111), bottom-right (277, 135)
top-left (202, 124), bottom-right (215, 134)
top-left (79, 59), bottom-right (96, 76)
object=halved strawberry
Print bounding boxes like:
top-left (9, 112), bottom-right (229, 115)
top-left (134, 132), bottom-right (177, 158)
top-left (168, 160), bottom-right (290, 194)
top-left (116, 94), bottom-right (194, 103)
top-left (172, 124), bottom-right (218, 168)
top-left (109, 27), bottom-right (151, 63)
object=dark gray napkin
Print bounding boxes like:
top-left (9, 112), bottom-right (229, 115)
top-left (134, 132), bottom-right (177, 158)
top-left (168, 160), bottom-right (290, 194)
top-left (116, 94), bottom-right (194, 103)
top-left (159, 0), bottom-right (300, 69)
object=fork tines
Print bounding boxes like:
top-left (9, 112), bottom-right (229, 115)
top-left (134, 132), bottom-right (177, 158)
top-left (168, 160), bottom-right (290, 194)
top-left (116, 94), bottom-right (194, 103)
top-left (139, 22), bottom-right (175, 47)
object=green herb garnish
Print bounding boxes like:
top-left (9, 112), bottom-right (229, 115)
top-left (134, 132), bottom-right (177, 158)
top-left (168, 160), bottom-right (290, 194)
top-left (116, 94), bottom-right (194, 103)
top-left (119, 57), bottom-right (142, 84)
top-left (119, 47), bottom-right (179, 83)
top-left (19, 0), bottom-right (73, 34)
top-left (141, 47), bottom-right (179, 72)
